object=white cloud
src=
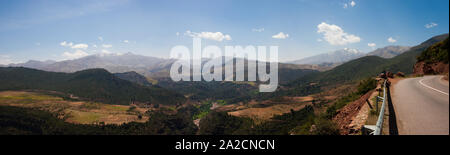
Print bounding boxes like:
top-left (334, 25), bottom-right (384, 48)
top-left (425, 22), bottom-right (438, 28)
top-left (35, 42), bottom-right (41, 46)
top-left (71, 43), bottom-right (89, 49)
top-left (60, 41), bottom-right (73, 47)
top-left (317, 38), bottom-right (323, 42)
top-left (317, 22), bottom-right (361, 45)
top-left (368, 43), bottom-right (376, 47)
top-left (93, 44), bottom-right (97, 48)
top-left (98, 36), bottom-right (103, 41)
top-left (62, 50), bottom-right (88, 60)
top-left (102, 44), bottom-right (112, 48)
top-left (252, 28), bottom-right (265, 32)
top-left (388, 37), bottom-right (397, 43)
top-left (176, 32), bottom-right (180, 36)
top-left (185, 30), bottom-right (232, 42)
top-left (60, 41), bottom-right (88, 49)
top-left (101, 49), bottom-right (111, 54)
top-left (123, 40), bottom-right (129, 43)
top-left (343, 1), bottom-right (356, 8)
top-left (272, 32), bottom-right (289, 39)
top-left (350, 1), bottom-right (356, 7)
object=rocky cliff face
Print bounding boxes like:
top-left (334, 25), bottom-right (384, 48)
top-left (413, 61), bottom-right (449, 75)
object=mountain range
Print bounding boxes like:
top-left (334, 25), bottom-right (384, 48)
top-left (289, 48), bottom-right (365, 65)
top-left (289, 45), bottom-right (412, 65)
top-left (9, 60), bottom-right (57, 69)
top-left (366, 46), bottom-right (411, 58)
top-left (7, 45), bottom-right (412, 79)
top-left (8, 52), bottom-right (176, 78)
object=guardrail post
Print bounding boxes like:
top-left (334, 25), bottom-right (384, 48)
top-left (376, 96), bottom-right (379, 113)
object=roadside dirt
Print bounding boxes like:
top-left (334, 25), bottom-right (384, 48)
top-left (333, 90), bottom-right (374, 135)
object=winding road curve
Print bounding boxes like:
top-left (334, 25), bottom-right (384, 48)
top-left (392, 75), bottom-right (449, 135)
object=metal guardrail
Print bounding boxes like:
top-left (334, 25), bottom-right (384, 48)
top-left (374, 79), bottom-right (388, 135)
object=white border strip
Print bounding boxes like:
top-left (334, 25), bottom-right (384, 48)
top-left (419, 79), bottom-right (449, 96)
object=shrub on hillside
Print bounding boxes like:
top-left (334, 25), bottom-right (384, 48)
top-left (311, 117), bottom-right (340, 135)
top-left (357, 78), bottom-right (377, 95)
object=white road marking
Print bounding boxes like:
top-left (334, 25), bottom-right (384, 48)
top-left (419, 78), bottom-right (449, 96)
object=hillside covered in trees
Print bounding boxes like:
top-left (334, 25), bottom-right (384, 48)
top-left (417, 37), bottom-right (449, 63)
top-left (0, 106), bottom-right (197, 135)
top-left (0, 67), bottom-right (185, 105)
top-left (414, 37), bottom-right (449, 75)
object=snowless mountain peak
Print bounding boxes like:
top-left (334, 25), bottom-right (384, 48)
top-left (291, 48), bottom-right (365, 65)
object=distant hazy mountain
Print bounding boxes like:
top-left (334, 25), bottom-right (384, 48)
top-left (15, 52), bottom-right (176, 77)
top-left (9, 60), bottom-right (56, 69)
top-left (366, 46), bottom-right (411, 58)
top-left (290, 48), bottom-right (365, 65)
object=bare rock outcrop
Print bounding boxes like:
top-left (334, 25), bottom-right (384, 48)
top-left (413, 61), bottom-right (449, 75)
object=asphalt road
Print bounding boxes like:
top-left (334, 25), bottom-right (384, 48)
top-left (392, 75), bottom-right (449, 135)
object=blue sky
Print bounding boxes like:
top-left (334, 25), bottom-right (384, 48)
top-left (0, 0), bottom-right (448, 64)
